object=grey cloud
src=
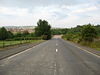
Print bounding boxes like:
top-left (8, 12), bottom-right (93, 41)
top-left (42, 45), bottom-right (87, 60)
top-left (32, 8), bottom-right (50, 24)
top-left (0, 0), bottom-right (89, 8)
top-left (0, 0), bottom-right (100, 27)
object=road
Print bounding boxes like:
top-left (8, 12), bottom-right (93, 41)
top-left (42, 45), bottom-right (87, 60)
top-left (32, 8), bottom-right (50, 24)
top-left (0, 38), bottom-right (100, 75)
top-left (0, 42), bottom-right (43, 60)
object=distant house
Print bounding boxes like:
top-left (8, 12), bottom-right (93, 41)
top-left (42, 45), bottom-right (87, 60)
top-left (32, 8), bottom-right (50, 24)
top-left (5, 26), bottom-right (35, 33)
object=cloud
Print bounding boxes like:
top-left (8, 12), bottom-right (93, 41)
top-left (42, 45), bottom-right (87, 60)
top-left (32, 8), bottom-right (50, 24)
top-left (73, 6), bottom-right (97, 14)
top-left (70, 4), bottom-right (98, 15)
top-left (0, 7), bottom-right (30, 16)
top-left (0, 0), bottom-right (88, 8)
top-left (0, 0), bottom-right (100, 28)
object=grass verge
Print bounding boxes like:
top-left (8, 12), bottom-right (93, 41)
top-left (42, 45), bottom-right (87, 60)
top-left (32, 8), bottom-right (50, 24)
top-left (0, 40), bottom-right (44, 48)
top-left (62, 35), bottom-right (100, 51)
top-left (80, 41), bottom-right (100, 51)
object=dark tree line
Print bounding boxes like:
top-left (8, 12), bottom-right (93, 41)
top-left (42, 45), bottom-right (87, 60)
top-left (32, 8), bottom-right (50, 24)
top-left (51, 28), bottom-right (68, 35)
top-left (0, 27), bottom-right (36, 40)
top-left (0, 19), bottom-right (52, 41)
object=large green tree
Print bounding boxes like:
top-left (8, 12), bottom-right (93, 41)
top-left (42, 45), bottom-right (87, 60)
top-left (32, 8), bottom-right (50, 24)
top-left (0, 27), bottom-right (9, 40)
top-left (7, 31), bottom-right (14, 39)
top-left (35, 19), bottom-right (51, 40)
top-left (81, 24), bottom-right (97, 42)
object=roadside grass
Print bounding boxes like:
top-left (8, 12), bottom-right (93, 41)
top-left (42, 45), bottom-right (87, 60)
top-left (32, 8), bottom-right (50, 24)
top-left (80, 41), bottom-right (100, 51)
top-left (62, 35), bottom-right (100, 51)
top-left (0, 40), bottom-right (44, 48)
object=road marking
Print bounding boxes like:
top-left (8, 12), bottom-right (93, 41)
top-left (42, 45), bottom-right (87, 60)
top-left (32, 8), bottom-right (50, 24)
top-left (76, 46), bottom-right (100, 58)
top-left (6, 41), bottom-right (48, 60)
top-left (54, 63), bottom-right (56, 66)
top-left (54, 63), bottom-right (57, 75)
top-left (0, 60), bottom-right (9, 66)
top-left (54, 69), bottom-right (56, 75)
top-left (56, 49), bottom-right (58, 52)
top-left (66, 41), bottom-right (100, 58)
top-left (56, 43), bottom-right (58, 46)
top-left (7, 47), bottom-right (34, 60)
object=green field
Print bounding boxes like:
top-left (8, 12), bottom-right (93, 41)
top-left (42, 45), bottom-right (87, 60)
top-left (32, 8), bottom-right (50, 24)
top-left (0, 40), bottom-right (44, 48)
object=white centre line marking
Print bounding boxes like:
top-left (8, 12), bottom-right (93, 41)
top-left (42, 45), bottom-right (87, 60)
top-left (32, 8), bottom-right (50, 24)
top-left (54, 63), bottom-right (57, 75)
top-left (54, 69), bottom-right (56, 75)
top-left (56, 43), bottom-right (58, 46)
top-left (56, 49), bottom-right (58, 52)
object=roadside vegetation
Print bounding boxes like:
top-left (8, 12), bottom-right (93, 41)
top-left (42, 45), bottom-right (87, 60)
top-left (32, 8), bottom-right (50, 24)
top-left (51, 28), bottom-right (68, 35)
top-left (0, 40), bottom-right (44, 48)
top-left (0, 27), bottom-right (43, 48)
top-left (62, 24), bottom-right (100, 51)
top-left (0, 19), bottom-right (51, 48)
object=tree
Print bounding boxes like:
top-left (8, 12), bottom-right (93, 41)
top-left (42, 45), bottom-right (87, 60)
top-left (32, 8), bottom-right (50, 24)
top-left (29, 32), bottom-right (35, 37)
top-left (81, 24), bottom-right (97, 42)
top-left (94, 25), bottom-right (100, 37)
top-left (35, 19), bottom-right (51, 40)
top-left (22, 30), bottom-right (30, 37)
top-left (0, 27), bottom-right (9, 40)
top-left (14, 32), bottom-right (22, 37)
top-left (8, 31), bottom-right (14, 39)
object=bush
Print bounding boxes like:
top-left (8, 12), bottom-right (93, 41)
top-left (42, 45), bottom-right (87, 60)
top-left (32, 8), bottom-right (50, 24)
top-left (62, 33), bottom-right (81, 43)
top-left (81, 24), bottom-right (97, 42)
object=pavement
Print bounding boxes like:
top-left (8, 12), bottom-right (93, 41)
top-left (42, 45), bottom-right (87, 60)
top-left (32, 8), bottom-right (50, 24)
top-left (0, 38), bottom-right (100, 75)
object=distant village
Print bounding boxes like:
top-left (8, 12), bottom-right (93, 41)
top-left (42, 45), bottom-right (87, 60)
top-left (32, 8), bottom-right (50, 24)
top-left (4, 26), bottom-right (35, 33)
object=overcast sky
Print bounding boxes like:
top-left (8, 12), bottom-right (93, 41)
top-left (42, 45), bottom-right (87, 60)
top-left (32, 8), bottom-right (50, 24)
top-left (0, 0), bottom-right (100, 28)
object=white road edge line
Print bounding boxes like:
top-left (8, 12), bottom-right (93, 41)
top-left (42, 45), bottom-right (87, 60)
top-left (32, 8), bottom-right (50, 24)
top-left (6, 41), bottom-right (48, 60)
top-left (7, 47), bottom-right (34, 60)
top-left (6, 41), bottom-right (47, 60)
top-left (66, 41), bottom-right (100, 58)
top-left (76, 46), bottom-right (100, 58)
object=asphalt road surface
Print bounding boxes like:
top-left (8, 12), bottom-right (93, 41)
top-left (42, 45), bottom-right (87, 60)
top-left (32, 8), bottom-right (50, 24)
top-left (0, 38), bottom-right (100, 75)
